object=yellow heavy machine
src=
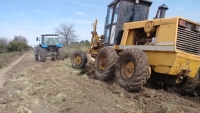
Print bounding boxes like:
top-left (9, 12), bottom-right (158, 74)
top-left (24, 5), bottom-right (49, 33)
top-left (71, 0), bottom-right (200, 94)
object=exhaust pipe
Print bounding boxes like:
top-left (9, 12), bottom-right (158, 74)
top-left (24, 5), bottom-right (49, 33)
top-left (154, 4), bottom-right (168, 19)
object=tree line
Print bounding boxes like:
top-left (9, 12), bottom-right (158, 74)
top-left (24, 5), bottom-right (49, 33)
top-left (0, 22), bottom-right (89, 53)
top-left (0, 36), bottom-right (29, 53)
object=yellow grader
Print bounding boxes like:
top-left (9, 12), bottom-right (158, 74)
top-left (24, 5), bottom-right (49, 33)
top-left (71, 0), bottom-right (200, 94)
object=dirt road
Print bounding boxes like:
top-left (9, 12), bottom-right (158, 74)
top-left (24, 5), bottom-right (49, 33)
top-left (0, 51), bottom-right (200, 113)
top-left (0, 54), bottom-right (26, 88)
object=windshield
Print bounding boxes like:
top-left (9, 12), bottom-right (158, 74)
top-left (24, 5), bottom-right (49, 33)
top-left (121, 1), bottom-right (149, 22)
top-left (43, 36), bottom-right (59, 45)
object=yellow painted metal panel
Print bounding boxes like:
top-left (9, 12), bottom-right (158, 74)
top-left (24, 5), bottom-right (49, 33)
top-left (154, 66), bottom-right (171, 74)
top-left (127, 30), bottom-right (134, 45)
top-left (156, 23), bottom-right (178, 44)
top-left (169, 52), bottom-right (200, 78)
top-left (123, 21), bottom-right (147, 30)
top-left (120, 30), bottom-right (129, 45)
top-left (145, 51), bottom-right (177, 73)
top-left (145, 51), bottom-right (200, 77)
top-left (145, 52), bottom-right (177, 66)
top-left (160, 18), bottom-right (178, 25)
top-left (123, 17), bottom-right (178, 30)
top-left (151, 19), bottom-right (162, 26)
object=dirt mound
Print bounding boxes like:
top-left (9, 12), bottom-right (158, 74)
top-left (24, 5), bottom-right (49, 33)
top-left (80, 64), bottom-right (200, 112)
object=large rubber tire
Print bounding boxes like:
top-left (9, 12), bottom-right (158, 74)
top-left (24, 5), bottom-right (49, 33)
top-left (115, 48), bottom-right (150, 92)
top-left (57, 48), bottom-right (65, 60)
top-left (71, 50), bottom-right (87, 69)
top-left (38, 47), bottom-right (47, 62)
top-left (94, 47), bottom-right (118, 81)
top-left (180, 72), bottom-right (199, 95)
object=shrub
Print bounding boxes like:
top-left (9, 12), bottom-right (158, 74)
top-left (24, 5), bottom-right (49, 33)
top-left (0, 37), bottom-right (8, 53)
top-left (7, 41), bottom-right (29, 52)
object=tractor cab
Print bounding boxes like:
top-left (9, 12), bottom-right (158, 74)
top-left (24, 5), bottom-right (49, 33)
top-left (41, 34), bottom-right (59, 46)
top-left (36, 34), bottom-right (62, 48)
top-left (104, 0), bottom-right (152, 45)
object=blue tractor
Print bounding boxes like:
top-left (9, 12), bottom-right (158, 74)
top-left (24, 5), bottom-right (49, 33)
top-left (34, 34), bottom-right (65, 62)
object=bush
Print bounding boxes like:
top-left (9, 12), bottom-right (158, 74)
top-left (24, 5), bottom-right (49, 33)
top-left (7, 41), bottom-right (29, 52)
top-left (0, 45), bottom-right (7, 53)
top-left (0, 37), bottom-right (8, 53)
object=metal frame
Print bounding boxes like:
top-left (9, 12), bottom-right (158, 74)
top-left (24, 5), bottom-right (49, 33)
top-left (104, 0), bottom-right (152, 46)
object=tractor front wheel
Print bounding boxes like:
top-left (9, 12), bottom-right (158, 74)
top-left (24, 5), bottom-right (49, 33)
top-left (115, 48), bottom-right (150, 92)
top-left (94, 47), bottom-right (118, 81)
top-left (71, 50), bottom-right (87, 69)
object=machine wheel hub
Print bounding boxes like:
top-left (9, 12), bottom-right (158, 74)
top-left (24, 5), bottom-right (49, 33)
top-left (121, 59), bottom-right (135, 79)
top-left (98, 56), bottom-right (107, 72)
top-left (74, 55), bottom-right (82, 65)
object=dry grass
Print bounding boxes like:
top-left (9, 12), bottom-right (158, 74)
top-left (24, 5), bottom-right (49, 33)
top-left (64, 43), bottom-right (90, 58)
top-left (0, 52), bottom-right (23, 68)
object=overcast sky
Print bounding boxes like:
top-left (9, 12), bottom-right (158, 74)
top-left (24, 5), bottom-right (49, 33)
top-left (0, 0), bottom-right (200, 46)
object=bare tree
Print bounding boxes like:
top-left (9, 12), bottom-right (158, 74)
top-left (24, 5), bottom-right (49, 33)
top-left (13, 35), bottom-right (28, 44)
top-left (55, 23), bottom-right (78, 46)
top-left (0, 37), bottom-right (8, 53)
top-left (0, 37), bottom-right (8, 45)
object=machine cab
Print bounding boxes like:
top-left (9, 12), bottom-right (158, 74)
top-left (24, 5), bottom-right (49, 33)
top-left (104, 0), bottom-right (152, 45)
top-left (41, 34), bottom-right (59, 45)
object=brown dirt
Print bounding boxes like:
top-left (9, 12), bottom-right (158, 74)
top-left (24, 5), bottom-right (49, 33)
top-left (0, 54), bottom-right (26, 88)
top-left (0, 51), bottom-right (200, 113)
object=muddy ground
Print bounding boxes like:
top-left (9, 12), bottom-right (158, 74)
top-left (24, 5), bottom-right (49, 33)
top-left (0, 51), bottom-right (200, 113)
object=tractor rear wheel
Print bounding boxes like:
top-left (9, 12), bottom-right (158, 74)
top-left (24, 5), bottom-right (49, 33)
top-left (115, 48), bottom-right (150, 92)
top-left (180, 72), bottom-right (199, 95)
top-left (57, 48), bottom-right (65, 60)
top-left (94, 47), bottom-right (118, 80)
top-left (71, 50), bottom-right (87, 69)
top-left (38, 47), bottom-right (47, 62)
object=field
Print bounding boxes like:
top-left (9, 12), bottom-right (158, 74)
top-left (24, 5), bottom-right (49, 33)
top-left (0, 51), bottom-right (199, 113)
